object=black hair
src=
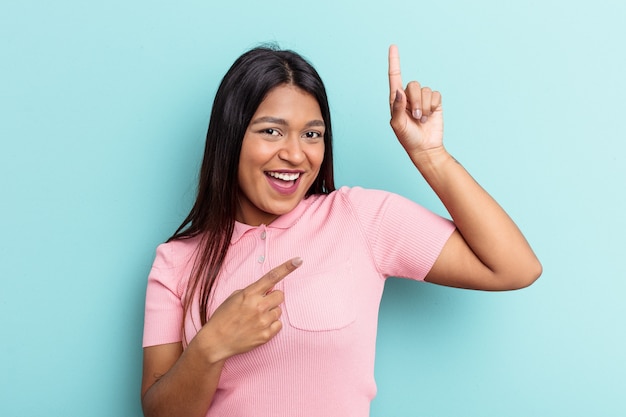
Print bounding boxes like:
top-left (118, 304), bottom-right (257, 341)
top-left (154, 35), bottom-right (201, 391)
top-left (169, 46), bottom-right (335, 332)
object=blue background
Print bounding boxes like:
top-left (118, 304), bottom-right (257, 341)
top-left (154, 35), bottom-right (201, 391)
top-left (1, 0), bottom-right (624, 415)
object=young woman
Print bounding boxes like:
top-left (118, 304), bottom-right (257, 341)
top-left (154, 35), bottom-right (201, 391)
top-left (141, 45), bottom-right (541, 416)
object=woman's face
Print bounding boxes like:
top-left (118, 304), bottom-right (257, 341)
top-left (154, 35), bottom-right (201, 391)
top-left (237, 84), bottom-right (325, 226)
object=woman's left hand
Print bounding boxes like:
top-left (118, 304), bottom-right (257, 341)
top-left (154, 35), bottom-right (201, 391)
top-left (388, 45), bottom-right (444, 156)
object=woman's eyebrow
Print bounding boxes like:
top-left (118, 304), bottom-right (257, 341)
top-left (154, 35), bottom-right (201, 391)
top-left (250, 116), bottom-right (325, 128)
top-left (305, 120), bottom-right (326, 128)
top-left (250, 116), bottom-right (288, 125)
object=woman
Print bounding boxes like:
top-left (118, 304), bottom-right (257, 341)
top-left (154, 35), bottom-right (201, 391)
top-left (141, 45), bottom-right (541, 416)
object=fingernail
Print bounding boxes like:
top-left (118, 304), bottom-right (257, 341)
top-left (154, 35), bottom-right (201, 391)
top-left (291, 257), bottom-right (303, 267)
top-left (395, 89), bottom-right (402, 103)
top-left (412, 109), bottom-right (422, 119)
top-left (420, 115), bottom-right (428, 123)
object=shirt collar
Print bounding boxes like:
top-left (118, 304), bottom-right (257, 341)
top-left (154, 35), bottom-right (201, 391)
top-left (230, 195), bottom-right (319, 243)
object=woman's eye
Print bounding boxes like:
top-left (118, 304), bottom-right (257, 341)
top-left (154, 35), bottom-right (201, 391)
top-left (304, 131), bottom-right (322, 139)
top-left (262, 128), bottom-right (280, 136)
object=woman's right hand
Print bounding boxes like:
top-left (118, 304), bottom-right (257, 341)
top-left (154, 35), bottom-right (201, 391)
top-left (193, 257), bottom-right (303, 363)
top-left (141, 257), bottom-right (303, 416)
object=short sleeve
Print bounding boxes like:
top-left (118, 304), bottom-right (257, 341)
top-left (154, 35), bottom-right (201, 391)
top-left (142, 243), bottom-right (185, 347)
top-left (341, 187), bottom-right (456, 280)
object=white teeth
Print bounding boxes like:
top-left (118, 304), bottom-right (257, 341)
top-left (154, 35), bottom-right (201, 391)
top-left (268, 172), bottom-right (300, 181)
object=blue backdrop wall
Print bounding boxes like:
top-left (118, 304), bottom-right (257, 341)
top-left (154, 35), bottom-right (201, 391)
top-left (1, 1), bottom-right (624, 415)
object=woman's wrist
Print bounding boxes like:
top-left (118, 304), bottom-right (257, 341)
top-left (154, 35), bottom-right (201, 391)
top-left (187, 327), bottom-right (229, 368)
top-left (408, 146), bottom-right (456, 177)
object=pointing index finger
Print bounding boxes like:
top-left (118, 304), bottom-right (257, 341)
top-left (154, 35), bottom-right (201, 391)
top-left (388, 44), bottom-right (403, 105)
top-left (250, 257), bottom-right (303, 294)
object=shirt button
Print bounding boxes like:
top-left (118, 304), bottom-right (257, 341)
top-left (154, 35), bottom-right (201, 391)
top-left (257, 255), bottom-right (265, 263)
top-left (260, 231), bottom-right (267, 240)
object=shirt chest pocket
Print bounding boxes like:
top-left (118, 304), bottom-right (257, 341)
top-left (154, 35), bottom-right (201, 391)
top-left (284, 261), bottom-right (356, 332)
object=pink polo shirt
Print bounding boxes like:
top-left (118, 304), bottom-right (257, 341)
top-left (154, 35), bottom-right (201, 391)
top-left (143, 186), bottom-right (455, 416)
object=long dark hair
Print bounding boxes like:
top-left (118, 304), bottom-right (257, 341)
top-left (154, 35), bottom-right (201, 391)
top-left (169, 46), bottom-right (335, 332)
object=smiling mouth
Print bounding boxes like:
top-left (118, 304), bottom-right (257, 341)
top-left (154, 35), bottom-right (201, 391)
top-left (266, 171), bottom-right (301, 182)
top-left (265, 171), bottom-right (302, 194)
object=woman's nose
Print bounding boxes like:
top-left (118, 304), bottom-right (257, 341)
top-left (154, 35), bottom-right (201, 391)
top-left (278, 136), bottom-right (305, 164)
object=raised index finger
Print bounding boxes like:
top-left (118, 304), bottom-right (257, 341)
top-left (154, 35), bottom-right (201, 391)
top-left (388, 44), bottom-right (403, 105)
top-left (248, 257), bottom-right (303, 294)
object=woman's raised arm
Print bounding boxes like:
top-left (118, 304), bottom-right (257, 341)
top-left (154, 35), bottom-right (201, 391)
top-left (388, 45), bottom-right (542, 290)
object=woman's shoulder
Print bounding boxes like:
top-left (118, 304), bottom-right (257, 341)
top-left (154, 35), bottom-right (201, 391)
top-left (298, 186), bottom-right (398, 224)
top-left (152, 235), bottom-right (202, 270)
top-left (315, 185), bottom-right (393, 201)
top-left (321, 186), bottom-right (396, 208)
top-left (320, 186), bottom-right (447, 226)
